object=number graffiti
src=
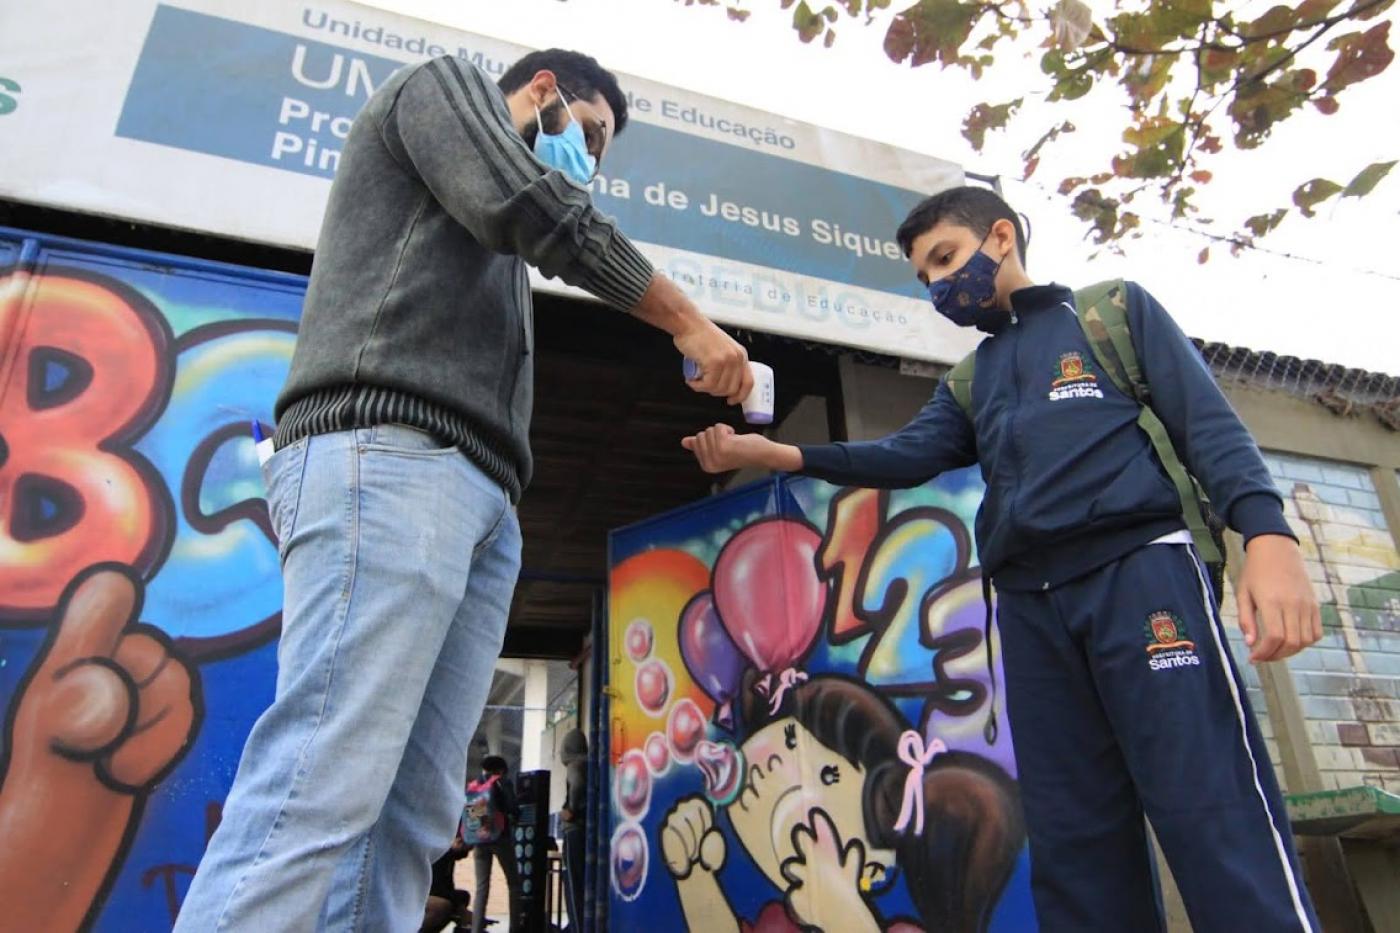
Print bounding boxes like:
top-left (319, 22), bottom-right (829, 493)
top-left (608, 475), bottom-right (1027, 932)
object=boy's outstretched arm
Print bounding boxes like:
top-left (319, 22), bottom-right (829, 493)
top-left (1126, 282), bottom-right (1321, 663)
top-left (682, 380), bottom-right (977, 488)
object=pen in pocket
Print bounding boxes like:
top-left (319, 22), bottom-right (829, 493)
top-left (251, 421), bottom-right (275, 467)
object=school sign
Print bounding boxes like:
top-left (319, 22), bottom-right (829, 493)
top-left (0, 0), bottom-right (974, 364)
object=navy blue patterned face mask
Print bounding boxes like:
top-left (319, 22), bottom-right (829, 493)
top-left (926, 234), bottom-right (1006, 328)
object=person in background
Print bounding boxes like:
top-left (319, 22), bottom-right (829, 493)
top-left (421, 832), bottom-right (472, 933)
top-left (559, 730), bottom-right (589, 930)
top-left (470, 755), bottom-right (519, 933)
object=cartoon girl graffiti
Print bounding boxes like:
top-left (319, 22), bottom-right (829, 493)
top-left (660, 673), bottom-right (1024, 933)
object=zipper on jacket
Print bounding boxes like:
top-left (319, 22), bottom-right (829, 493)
top-left (1005, 315), bottom-right (1026, 533)
top-left (982, 314), bottom-right (1023, 746)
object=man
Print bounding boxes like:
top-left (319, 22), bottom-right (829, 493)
top-left (177, 48), bottom-right (750, 931)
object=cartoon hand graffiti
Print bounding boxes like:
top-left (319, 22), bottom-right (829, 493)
top-left (656, 673), bottom-right (1024, 933)
top-left (0, 565), bottom-right (200, 932)
top-left (660, 795), bottom-right (740, 933)
top-left (781, 809), bottom-right (876, 931)
top-left (662, 795), bottom-right (727, 878)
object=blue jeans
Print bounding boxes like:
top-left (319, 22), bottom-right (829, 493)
top-left (176, 425), bottom-right (521, 932)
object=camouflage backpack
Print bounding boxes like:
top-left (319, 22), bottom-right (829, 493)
top-left (944, 279), bottom-right (1227, 594)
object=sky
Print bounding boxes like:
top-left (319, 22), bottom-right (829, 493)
top-left (367, 0), bottom-right (1399, 374)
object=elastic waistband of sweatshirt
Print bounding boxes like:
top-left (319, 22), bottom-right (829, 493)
top-left (274, 386), bottom-right (525, 503)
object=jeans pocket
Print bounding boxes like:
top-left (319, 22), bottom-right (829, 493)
top-left (262, 438), bottom-right (309, 555)
top-left (361, 423), bottom-right (458, 457)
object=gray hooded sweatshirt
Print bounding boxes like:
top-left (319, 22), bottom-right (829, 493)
top-left (560, 729), bottom-right (588, 831)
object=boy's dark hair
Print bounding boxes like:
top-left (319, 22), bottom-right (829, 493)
top-left (740, 671), bottom-right (1024, 933)
top-left (896, 186), bottom-right (1027, 266)
top-left (499, 49), bottom-right (629, 136)
top-left (482, 755), bottom-right (508, 775)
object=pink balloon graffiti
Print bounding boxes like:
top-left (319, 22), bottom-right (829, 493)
top-left (713, 518), bottom-right (827, 674)
top-left (667, 698), bottom-right (705, 764)
top-left (635, 659), bottom-right (672, 715)
top-left (615, 749), bottom-right (652, 818)
top-left (624, 618), bottom-right (654, 662)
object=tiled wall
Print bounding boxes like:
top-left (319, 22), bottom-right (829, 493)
top-left (1218, 452), bottom-right (1400, 794)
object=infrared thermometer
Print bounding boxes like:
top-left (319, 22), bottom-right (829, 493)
top-left (684, 359), bottom-right (775, 425)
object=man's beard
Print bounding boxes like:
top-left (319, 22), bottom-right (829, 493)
top-left (520, 99), bottom-right (568, 148)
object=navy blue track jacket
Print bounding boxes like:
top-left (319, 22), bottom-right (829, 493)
top-left (799, 283), bottom-right (1293, 593)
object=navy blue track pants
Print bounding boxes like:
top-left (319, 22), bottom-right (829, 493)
top-left (997, 543), bottom-right (1319, 932)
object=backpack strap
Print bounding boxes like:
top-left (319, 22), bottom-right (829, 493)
top-left (1074, 280), bottom-right (1222, 565)
top-left (944, 350), bottom-right (977, 419)
top-left (1073, 280), bottom-right (1137, 398)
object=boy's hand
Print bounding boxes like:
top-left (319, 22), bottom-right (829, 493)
top-left (681, 424), bottom-right (801, 474)
top-left (1236, 534), bottom-right (1322, 663)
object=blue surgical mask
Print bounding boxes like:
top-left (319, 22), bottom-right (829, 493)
top-left (533, 91), bottom-right (596, 186)
top-left (926, 235), bottom-right (1006, 329)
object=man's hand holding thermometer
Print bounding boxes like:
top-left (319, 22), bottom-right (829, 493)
top-left (683, 359), bottom-right (775, 425)
top-left (629, 275), bottom-right (754, 404)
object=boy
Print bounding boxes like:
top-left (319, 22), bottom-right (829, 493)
top-left (469, 756), bottom-right (520, 933)
top-left (682, 186), bottom-right (1322, 932)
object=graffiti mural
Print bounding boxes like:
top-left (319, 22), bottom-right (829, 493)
top-left (0, 228), bottom-right (303, 930)
top-left (608, 477), bottom-right (1037, 932)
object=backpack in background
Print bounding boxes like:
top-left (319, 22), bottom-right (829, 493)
top-left (462, 773), bottom-right (506, 845)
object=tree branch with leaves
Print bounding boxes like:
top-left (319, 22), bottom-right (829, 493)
top-left (648, 0), bottom-right (1395, 255)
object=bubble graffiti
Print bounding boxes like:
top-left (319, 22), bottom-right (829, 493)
top-left (644, 732), bottom-right (671, 775)
top-left (635, 659), bottom-right (673, 716)
top-left (611, 823), bottom-right (648, 902)
top-left (666, 698), bottom-right (705, 764)
top-left (614, 749), bottom-right (652, 819)
top-left (625, 618), bottom-right (655, 661)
